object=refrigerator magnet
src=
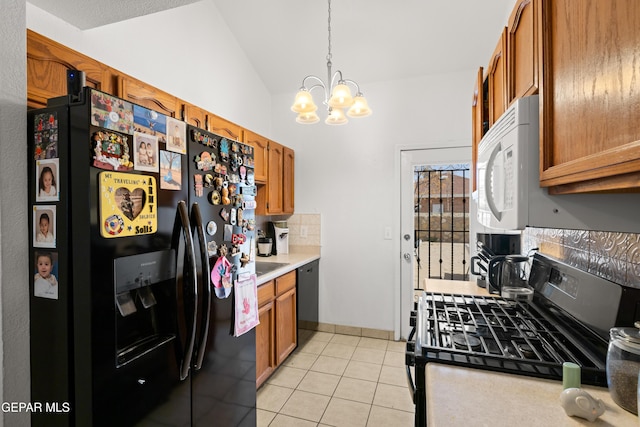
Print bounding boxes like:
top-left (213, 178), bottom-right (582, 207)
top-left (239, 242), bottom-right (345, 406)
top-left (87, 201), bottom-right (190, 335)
top-left (219, 138), bottom-right (230, 162)
top-left (223, 224), bottom-right (233, 241)
top-left (159, 150), bottom-right (182, 191)
top-left (35, 159), bottom-right (60, 202)
top-left (219, 208), bottom-right (230, 222)
top-left (33, 205), bottom-right (56, 248)
top-left (90, 91), bottom-right (134, 134)
top-left (133, 105), bottom-right (166, 144)
top-left (91, 130), bottom-right (133, 171)
top-left (133, 132), bottom-right (159, 173)
top-left (33, 250), bottom-right (59, 300)
top-left (166, 117), bottom-right (186, 155)
top-left (98, 172), bottom-right (157, 238)
top-left (221, 187), bottom-right (231, 205)
top-left (33, 112), bottom-right (58, 160)
top-left (195, 151), bottom-right (215, 171)
top-left (206, 221), bottom-right (217, 236)
top-left (206, 240), bottom-right (218, 257)
top-left (194, 175), bottom-right (204, 197)
top-left (230, 208), bottom-right (237, 225)
top-left (209, 190), bottom-right (221, 205)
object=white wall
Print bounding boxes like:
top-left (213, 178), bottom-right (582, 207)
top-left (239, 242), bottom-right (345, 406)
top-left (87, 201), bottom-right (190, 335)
top-left (0, 1), bottom-right (30, 425)
top-left (24, 0), bottom-right (508, 338)
top-left (271, 71), bottom-right (476, 331)
top-left (27, 0), bottom-right (272, 137)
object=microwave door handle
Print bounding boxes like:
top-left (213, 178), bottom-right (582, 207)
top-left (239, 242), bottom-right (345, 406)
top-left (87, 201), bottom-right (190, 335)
top-left (176, 201), bottom-right (199, 381)
top-left (191, 202), bottom-right (211, 371)
top-left (485, 143), bottom-right (503, 222)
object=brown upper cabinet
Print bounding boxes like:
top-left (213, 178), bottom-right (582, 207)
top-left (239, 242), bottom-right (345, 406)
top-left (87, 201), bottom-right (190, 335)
top-left (487, 28), bottom-right (508, 126)
top-left (209, 114), bottom-right (242, 141)
top-left (183, 102), bottom-right (208, 130)
top-left (471, 67), bottom-right (486, 192)
top-left (243, 130), bottom-right (269, 184)
top-left (474, 0), bottom-right (640, 194)
top-left (117, 75), bottom-right (181, 118)
top-left (539, 0), bottom-right (640, 193)
top-left (257, 141), bottom-right (284, 215)
top-left (283, 147), bottom-right (295, 215)
top-left (507, 0), bottom-right (539, 105)
top-left (26, 30), bottom-right (113, 109)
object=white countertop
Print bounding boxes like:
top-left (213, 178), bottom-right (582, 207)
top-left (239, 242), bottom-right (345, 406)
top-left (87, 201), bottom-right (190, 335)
top-left (426, 364), bottom-right (637, 426)
top-left (255, 245), bottom-right (320, 285)
top-left (421, 278), bottom-right (638, 427)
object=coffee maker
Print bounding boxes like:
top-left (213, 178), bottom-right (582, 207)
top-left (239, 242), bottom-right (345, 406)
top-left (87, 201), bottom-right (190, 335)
top-left (470, 232), bottom-right (521, 291)
top-left (268, 221), bottom-right (289, 255)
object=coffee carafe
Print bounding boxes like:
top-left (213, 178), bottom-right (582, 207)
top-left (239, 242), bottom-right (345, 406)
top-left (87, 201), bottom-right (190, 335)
top-left (500, 255), bottom-right (533, 302)
top-left (488, 254), bottom-right (534, 302)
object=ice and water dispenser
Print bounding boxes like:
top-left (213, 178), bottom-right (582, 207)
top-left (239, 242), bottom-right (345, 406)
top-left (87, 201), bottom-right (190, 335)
top-left (114, 250), bottom-right (176, 367)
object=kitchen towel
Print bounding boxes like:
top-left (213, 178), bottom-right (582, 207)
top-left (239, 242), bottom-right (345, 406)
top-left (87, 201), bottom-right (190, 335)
top-left (234, 274), bottom-right (259, 337)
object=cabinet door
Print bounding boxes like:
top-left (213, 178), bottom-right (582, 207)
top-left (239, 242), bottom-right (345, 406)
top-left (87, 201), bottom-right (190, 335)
top-left (471, 67), bottom-right (486, 192)
top-left (27, 30), bottom-right (109, 109)
top-left (487, 28), bottom-right (508, 125)
top-left (256, 302), bottom-right (275, 388)
top-left (275, 287), bottom-right (297, 365)
top-left (243, 130), bottom-right (269, 184)
top-left (117, 75), bottom-right (181, 118)
top-left (209, 114), bottom-right (242, 141)
top-left (183, 103), bottom-right (208, 130)
top-left (258, 141), bottom-right (284, 215)
top-left (539, 0), bottom-right (640, 192)
top-left (283, 147), bottom-right (295, 214)
top-left (507, 0), bottom-right (539, 104)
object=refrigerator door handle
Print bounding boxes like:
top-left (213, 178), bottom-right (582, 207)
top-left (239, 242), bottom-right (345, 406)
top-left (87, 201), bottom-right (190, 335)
top-left (191, 202), bottom-right (212, 371)
top-left (175, 201), bottom-right (198, 381)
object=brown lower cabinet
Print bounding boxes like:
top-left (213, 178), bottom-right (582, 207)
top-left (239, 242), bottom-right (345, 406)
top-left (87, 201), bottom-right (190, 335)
top-left (256, 271), bottom-right (297, 388)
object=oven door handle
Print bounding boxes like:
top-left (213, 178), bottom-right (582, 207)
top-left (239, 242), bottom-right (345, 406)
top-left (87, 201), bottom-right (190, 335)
top-left (405, 326), bottom-right (416, 404)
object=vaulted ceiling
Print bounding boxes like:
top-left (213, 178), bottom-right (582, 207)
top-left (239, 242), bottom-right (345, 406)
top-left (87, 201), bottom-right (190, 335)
top-left (27, 0), bottom-right (514, 95)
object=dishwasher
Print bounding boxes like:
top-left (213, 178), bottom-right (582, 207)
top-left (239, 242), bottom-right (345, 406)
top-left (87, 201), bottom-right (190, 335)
top-left (297, 260), bottom-right (319, 325)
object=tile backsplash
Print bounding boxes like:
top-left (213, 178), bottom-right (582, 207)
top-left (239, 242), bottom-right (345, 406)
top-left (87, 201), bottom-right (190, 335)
top-left (523, 227), bottom-right (640, 288)
top-left (287, 214), bottom-right (321, 246)
top-left (255, 213), bottom-right (321, 247)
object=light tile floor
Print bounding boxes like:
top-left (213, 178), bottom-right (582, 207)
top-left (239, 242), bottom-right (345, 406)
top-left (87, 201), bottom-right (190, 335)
top-left (257, 330), bottom-right (415, 427)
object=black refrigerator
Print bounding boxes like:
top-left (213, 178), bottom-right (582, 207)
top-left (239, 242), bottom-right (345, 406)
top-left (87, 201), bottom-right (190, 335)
top-left (28, 87), bottom-right (259, 426)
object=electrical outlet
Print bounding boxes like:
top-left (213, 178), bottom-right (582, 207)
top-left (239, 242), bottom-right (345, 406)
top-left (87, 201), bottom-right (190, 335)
top-left (300, 225), bottom-right (308, 239)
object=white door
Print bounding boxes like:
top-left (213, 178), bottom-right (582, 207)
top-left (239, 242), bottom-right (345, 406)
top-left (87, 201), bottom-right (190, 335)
top-left (398, 146), bottom-right (470, 339)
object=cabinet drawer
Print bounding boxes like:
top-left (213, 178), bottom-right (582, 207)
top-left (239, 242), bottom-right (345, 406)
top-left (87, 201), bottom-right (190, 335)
top-left (258, 280), bottom-right (275, 307)
top-left (275, 271), bottom-right (296, 295)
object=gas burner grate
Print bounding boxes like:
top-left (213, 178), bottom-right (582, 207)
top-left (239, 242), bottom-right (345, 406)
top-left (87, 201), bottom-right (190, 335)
top-left (417, 292), bottom-right (609, 386)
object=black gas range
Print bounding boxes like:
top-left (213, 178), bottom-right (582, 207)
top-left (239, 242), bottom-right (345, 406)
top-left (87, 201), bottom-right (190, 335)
top-left (405, 252), bottom-right (640, 427)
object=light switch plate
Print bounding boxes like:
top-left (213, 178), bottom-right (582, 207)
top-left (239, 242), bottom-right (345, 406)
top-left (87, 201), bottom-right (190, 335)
top-left (384, 226), bottom-right (392, 240)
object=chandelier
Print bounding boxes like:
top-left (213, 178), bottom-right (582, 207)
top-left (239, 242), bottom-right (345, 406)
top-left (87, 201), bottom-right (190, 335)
top-left (290, 0), bottom-right (372, 125)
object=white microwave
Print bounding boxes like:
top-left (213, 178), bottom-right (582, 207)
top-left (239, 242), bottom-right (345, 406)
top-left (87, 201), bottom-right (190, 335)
top-left (476, 95), bottom-right (538, 230)
top-left (475, 94), bottom-right (640, 233)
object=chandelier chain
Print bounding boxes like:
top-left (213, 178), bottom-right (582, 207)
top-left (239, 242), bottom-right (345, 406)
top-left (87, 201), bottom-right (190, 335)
top-left (326, 0), bottom-right (332, 63)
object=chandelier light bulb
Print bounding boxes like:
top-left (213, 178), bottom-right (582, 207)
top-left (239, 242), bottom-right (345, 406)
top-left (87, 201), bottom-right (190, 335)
top-left (325, 108), bottom-right (348, 125)
top-left (328, 83), bottom-right (354, 109)
top-left (291, 90), bottom-right (317, 113)
top-left (347, 94), bottom-right (372, 118)
top-left (296, 111), bottom-right (320, 124)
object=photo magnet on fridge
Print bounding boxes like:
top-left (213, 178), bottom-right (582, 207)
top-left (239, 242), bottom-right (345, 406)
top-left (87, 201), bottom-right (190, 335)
top-left (33, 205), bottom-right (56, 248)
top-left (98, 172), bottom-right (157, 238)
top-left (36, 158), bottom-right (60, 202)
top-left (33, 250), bottom-right (59, 300)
